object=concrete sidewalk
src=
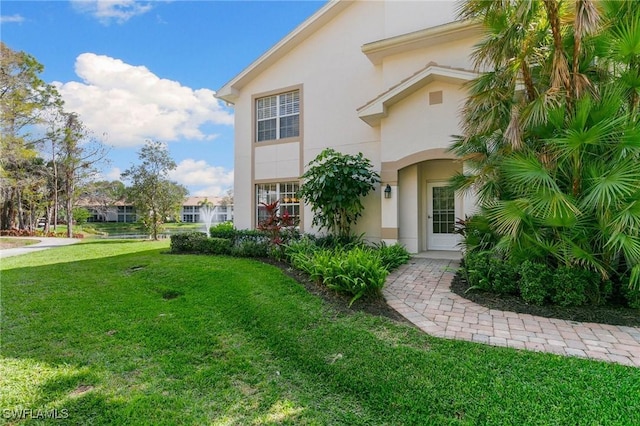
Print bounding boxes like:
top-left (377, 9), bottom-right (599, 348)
top-left (0, 237), bottom-right (81, 259)
top-left (383, 257), bottom-right (640, 367)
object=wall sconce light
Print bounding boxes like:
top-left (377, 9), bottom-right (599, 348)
top-left (384, 184), bottom-right (392, 199)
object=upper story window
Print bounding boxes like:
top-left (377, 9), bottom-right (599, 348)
top-left (256, 90), bottom-right (300, 142)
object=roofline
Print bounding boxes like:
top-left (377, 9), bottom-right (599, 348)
top-left (362, 19), bottom-right (482, 65)
top-left (357, 63), bottom-right (479, 127)
top-left (215, 0), bottom-right (351, 105)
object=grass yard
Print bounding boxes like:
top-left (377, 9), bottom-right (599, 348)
top-left (1, 240), bottom-right (639, 425)
top-left (81, 222), bottom-right (205, 237)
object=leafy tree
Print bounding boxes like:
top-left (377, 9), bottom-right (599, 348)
top-left (298, 148), bottom-right (379, 238)
top-left (451, 0), bottom-right (640, 289)
top-left (122, 141), bottom-right (188, 240)
top-left (0, 42), bottom-right (62, 230)
top-left (72, 207), bottom-right (91, 225)
top-left (46, 112), bottom-right (108, 237)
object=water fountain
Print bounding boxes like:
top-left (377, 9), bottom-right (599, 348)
top-left (199, 204), bottom-right (217, 235)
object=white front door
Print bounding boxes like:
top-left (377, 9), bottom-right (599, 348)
top-left (426, 182), bottom-right (459, 250)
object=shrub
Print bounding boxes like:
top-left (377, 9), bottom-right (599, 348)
top-left (209, 222), bottom-right (237, 239)
top-left (298, 148), bottom-right (380, 238)
top-left (170, 232), bottom-right (208, 253)
top-left (455, 214), bottom-right (499, 253)
top-left (313, 233), bottom-right (366, 249)
top-left (231, 240), bottom-right (269, 258)
top-left (462, 250), bottom-right (519, 294)
top-left (490, 258), bottom-right (519, 294)
top-left (284, 237), bottom-right (318, 265)
top-left (0, 229), bottom-right (36, 237)
top-left (374, 242), bottom-right (411, 271)
top-left (519, 261), bottom-right (552, 306)
top-left (320, 247), bottom-right (388, 307)
top-left (620, 274), bottom-right (640, 309)
top-left (197, 237), bottom-right (233, 255)
top-left (462, 250), bottom-right (493, 291)
top-left (550, 267), bottom-right (604, 307)
top-left (234, 229), bottom-right (270, 245)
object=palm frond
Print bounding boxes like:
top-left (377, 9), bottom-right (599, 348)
top-left (485, 198), bottom-right (530, 237)
top-left (502, 153), bottom-right (559, 193)
top-left (582, 158), bottom-right (640, 209)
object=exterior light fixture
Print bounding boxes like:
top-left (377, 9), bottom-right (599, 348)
top-left (384, 184), bottom-right (392, 199)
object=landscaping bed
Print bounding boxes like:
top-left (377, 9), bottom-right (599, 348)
top-left (450, 272), bottom-right (640, 328)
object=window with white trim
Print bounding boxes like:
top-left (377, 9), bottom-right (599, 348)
top-left (256, 182), bottom-right (300, 225)
top-left (256, 90), bottom-right (300, 142)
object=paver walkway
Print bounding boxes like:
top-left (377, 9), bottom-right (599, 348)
top-left (383, 257), bottom-right (640, 367)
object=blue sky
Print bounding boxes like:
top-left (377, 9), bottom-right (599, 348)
top-left (1, 0), bottom-right (325, 196)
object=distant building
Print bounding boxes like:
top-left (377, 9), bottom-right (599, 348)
top-left (180, 196), bottom-right (233, 224)
top-left (78, 196), bottom-right (233, 224)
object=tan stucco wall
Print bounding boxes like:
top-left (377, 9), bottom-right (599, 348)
top-left (231, 1), bottom-right (477, 240)
top-left (380, 81), bottom-right (466, 164)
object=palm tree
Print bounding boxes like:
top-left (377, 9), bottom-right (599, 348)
top-left (451, 0), bottom-right (640, 289)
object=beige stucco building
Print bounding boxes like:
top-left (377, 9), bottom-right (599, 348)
top-left (216, 0), bottom-right (481, 252)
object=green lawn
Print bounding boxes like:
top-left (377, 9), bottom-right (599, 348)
top-left (1, 241), bottom-right (639, 425)
top-left (83, 222), bottom-right (204, 236)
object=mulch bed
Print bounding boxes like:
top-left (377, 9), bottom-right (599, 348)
top-left (450, 272), bottom-right (640, 328)
top-left (266, 259), bottom-right (411, 324)
top-left (266, 259), bottom-right (639, 328)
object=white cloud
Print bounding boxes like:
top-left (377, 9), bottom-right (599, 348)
top-left (70, 0), bottom-right (153, 25)
top-left (169, 159), bottom-right (233, 197)
top-left (1, 14), bottom-right (25, 24)
top-left (53, 53), bottom-right (233, 147)
top-left (105, 167), bottom-right (123, 181)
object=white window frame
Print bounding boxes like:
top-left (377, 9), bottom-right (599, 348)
top-left (255, 182), bottom-right (300, 226)
top-left (255, 90), bottom-right (300, 142)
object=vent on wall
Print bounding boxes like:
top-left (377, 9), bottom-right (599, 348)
top-left (429, 90), bottom-right (443, 105)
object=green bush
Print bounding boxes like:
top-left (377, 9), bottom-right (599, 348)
top-left (456, 214), bottom-right (499, 253)
top-left (197, 237), bottom-right (233, 255)
top-left (234, 229), bottom-right (270, 245)
top-left (231, 240), bottom-right (269, 258)
top-left (463, 250), bottom-right (519, 294)
top-left (285, 238), bottom-right (319, 267)
top-left (490, 258), bottom-right (520, 295)
top-left (519, 261), bottom-right (552, 306)
top-left (313, 233), bottom-right (366, 249)
top-left (621, 276), bottom-right (640, 309)
top-left (170, 232), bottom-right (208, 253)
top-left (463, 251), bottom-right (493, 290)
top-left (374, 242), bottom-right (411, 270)
top-left (170, 232), bottom-right (232, 255)
top-left (549, 267), bottom-right (605, 307)
top-left (209, 222), bottom-right (237, 239)
top-left (320, 247), bottom-right (388, 307)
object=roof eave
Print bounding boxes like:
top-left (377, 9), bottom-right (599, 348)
top-left (357, 65), bottom-right (479, 127)
top-left (361, 20), bottom-right (482, 65)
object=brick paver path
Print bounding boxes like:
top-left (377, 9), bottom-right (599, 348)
top-left (383, 258), bottom-right (640, 367)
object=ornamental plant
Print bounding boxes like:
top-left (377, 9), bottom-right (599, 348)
top-left (298, 148), bottom-right (379, 238)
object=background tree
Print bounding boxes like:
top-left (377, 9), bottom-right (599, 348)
top-left (46, 111), bottom-right (108, 237)
top-left (298, 148), bottom-right (379, 238)
top-left (0, 42), bottom-right (62, 230)
top-left (122, 141), bottom-right (188, 240)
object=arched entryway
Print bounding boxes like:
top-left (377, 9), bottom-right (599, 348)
top-left (381, 149), bottom-right (473, 253)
